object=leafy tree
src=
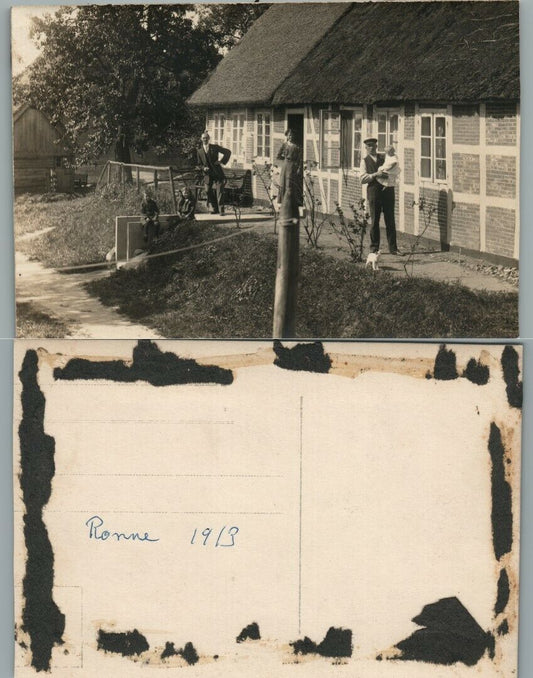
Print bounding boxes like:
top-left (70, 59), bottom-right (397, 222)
top-left (197, 3), bottom-right (271, 51)
top-left (13, 5), bottom-right (221, 165)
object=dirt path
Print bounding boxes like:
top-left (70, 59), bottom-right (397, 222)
top-left (16, 251), bottom-right (161, 339)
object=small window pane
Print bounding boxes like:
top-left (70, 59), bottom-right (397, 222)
top-left (354, 116), bottom-right (362, 132)
top-left (421, 117), bottom-right (431, 136)
top-left (435, 117), bottom-right (446, 137)
top-left (435, 138), bottom-right (446, 159)
top-left (436, 159), bottom-right (446, 180)
top-left (421, 158), bottom-right (431, 178)
top-left (421, 137), bottom-right (431, 157)
top-left (378, 134), bottom-right (386, 152)
top-left (378, 114), bottom-right (387, 133)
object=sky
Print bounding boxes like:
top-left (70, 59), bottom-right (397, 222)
top-left (11, 6), bottom-right (59, 76)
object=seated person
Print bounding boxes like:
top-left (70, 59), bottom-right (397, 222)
top-left (141, 190), bottom-right (160, 249)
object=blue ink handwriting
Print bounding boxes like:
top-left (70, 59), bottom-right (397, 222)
top-left (86, 515), bottom-right (159, 542)
top-left (190, 526), bottom-right (239, 547)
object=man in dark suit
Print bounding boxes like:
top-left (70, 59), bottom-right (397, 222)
top-left (359, 137), bottom-right (399, 254)
top-left (196, 131), bottom-right (231, 215)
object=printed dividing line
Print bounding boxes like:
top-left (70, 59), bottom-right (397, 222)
top-left (299, 395), bottom-right (303, 634)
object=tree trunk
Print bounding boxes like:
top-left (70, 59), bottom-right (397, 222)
top-left (114, 135), bottom-right (133, 183)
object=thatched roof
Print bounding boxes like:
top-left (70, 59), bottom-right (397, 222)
top-left (189, 1), bottom-right (519, 108)
top-left (188, 3), bottom-right (350, 106)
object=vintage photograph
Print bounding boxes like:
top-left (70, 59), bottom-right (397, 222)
top-left (12, 2), bottom-right (520, 339)
top-left (13, 339), bottom-right (522, 677)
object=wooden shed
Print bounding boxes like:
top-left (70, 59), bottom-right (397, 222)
top-left (13, 104), bottom-right (75, 194)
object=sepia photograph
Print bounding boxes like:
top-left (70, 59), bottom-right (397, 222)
top-left (12, 1), bottom-right (520, 339)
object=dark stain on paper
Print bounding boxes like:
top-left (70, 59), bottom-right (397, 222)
top-left (160, 641), bottom-right (199, 665)
top-left (501, 346), bottom-right (522, 408)
top-left (292, 627), bottom-right (352, 658)
top-left (497, 619), bottom-right (509, 636)
top-left (97, 629), bottom-right (149, 656)
top-left (273, 340), bottom-right (331, 373)
top-left (236, 622), bottom-right (260, 643)
top-left (488, 423), bottom-right (513, 561)
top-left (53, 340), bottom-right (233, 386)
top-left (433, 345), bottom-right (458, 380)
top-left (495, 568), bottom-right (510, 615)
top-left (463, 358), bottom-right (490, 385)
top-left (19, 350), bottom-right (65, 672)
top-left (394, 597), bottom-right (494, 666)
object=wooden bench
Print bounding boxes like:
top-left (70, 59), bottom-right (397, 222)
top-left (223, 168), bottom-right (252, 208)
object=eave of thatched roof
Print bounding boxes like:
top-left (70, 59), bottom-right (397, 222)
top-left (273, 1), bottom-right (519, 105)
top-left (188, 2), bottom-right (351, 107)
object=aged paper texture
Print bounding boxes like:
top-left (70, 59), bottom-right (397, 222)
top-left (13, 340), bottom-right (521, 676)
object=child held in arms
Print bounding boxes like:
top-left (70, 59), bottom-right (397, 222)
top-left (377, 145), bottom-right (401, 187)
top-left (141, 190), bottom-right (160, 249)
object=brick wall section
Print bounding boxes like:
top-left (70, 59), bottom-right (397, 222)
top-left (404, 104), bottom-right (415, 140)
top-left (486, 102), bottom-right (517, 146)
top-left (403, 192), bottom-right (415, 234)
top-left (419, 187), bottom-right (449, 243)
top-left (452, 153), bottom-right (480, 194)
top-left (254, 163), bottom-right (271, 202)
top-left (340, 174), bottom-right (362, 211)
top-left (273, 108), bottom-right (285, 134)
top-left (306, 140), bottom-right (317, 163)
top-left (452, 105), bottom-right (480, 145)
top-left (329, 179), bottom-right (339, 210)
top-left (486, 155), bottom-right (516, 198)
top-left (451, 202), bottom-right (480, 250)
top-left (403, 148), bottom-right (415, 184)
top-left (485, 206), bottom-right (516, 258)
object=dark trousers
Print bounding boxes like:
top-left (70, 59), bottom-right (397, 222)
top-left (206, 177), bottom-right (225, 213)
top-left (367, 185), bottom-right (397, 253)
top-left (143, 218), bottom-right (160, 248)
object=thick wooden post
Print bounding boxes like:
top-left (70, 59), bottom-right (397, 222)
top-left (107, 162), bottom-right (111, 185)
top-left (154, 169), bottom-right (158, 192)
top-left (136, 166), bottom-right (140, 191)
top-left (168, 167), bottom-right (177, 212)
top-left (273, 190), bottom-right (300, 338)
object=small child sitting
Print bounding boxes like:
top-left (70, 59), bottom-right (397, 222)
top-left (141, 190), bottom-right (160, 249)
top-left (377, 145), bottom-right (401, 187)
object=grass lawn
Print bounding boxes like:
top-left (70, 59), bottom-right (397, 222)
top-left (87, 227), bottom-right (518, 338)
top-left (17, 302), bottom-right (71, 338)
top-left (14, 186), bottom-right (176, 267)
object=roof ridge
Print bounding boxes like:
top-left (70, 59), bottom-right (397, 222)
top-left (269, 2), bottom-right (354, 107)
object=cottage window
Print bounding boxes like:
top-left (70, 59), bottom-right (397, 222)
top-left (340, 109), bottom-right (363, 169)
top-left (213, 114), bottom-right (225, 145)
top-left (320, 110), bottom-right (340, 169)
top-left (420, 114), bottom-right (447, 182)
top-left (232, 113), bottom-right (245, 157)
top-left (377, 112), bottom-right (399, 152)
top-left (256, 113), bottom-right (272, 158)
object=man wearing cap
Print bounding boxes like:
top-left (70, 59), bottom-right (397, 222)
top-left (359, 137), bottom-right (399, 254)
top-left (197, 131), bottom-right (231, 215)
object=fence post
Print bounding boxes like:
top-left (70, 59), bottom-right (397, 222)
top-left (136, 166), bottom-right (140, 191)
top-left (273, 189), bottom-right (299, 338)
top-left (107, 162), bottom-right (111, 185)
top-left (168, 167), bottom-right (177, 213)
top-left (154, 169), bottom-right (158, 192)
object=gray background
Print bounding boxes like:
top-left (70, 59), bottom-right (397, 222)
top-left (1, 1), bottom-right (531, 676)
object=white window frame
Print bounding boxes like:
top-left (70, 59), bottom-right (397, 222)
top-left (213, 113), bottom-right (225, 146)
top-left (419, 109), bottom-right (448, 185)
top-left (376, 110), bottom-right (400, 154)
top-left (340, 106), bottom-right (364, 171)
top-left (255, 111), bottom-right (272, 161)
top-left (319, 109), bottom-right (341, 171)
top-left (231, 112), bottom-right (246, 158)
